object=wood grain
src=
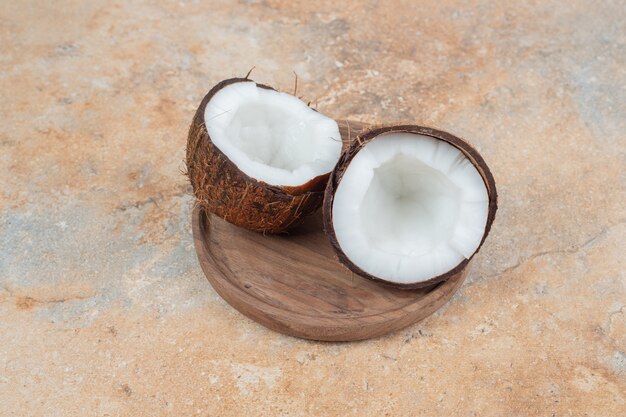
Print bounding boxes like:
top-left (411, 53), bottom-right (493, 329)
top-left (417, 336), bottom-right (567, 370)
top-left (192, 207), bottom-right (469, 341)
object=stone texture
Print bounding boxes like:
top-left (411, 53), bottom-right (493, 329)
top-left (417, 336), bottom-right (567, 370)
top-left (1, 0), bottom-right (624, 415)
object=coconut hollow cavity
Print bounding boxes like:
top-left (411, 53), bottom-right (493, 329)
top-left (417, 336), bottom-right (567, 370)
top-left (186, 78), bottom-right (341, 233)
top-left (324, 125), bottom-right (497, 289)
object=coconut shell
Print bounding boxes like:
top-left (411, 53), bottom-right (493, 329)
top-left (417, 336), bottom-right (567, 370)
top-left (186, 78), bottom-right (331, 233)
top-left (323, 125), bottom-right (498, 289)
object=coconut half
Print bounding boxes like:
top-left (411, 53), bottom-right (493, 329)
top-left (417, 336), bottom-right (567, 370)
top-left (324, 125), bottom-right (497, 289)
top-left (187, 78), bottom-right (341, 233)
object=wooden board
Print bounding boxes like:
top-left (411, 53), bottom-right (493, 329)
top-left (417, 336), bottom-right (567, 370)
top-left (192, 207), bottom-right (469, 341)
top-left (190, 119), bottom-right (469, 341)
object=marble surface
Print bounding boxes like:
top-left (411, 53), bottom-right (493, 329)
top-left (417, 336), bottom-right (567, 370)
top-left (1, 1), bottom-right (624, 415)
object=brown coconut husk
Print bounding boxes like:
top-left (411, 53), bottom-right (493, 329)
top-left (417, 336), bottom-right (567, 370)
top-left (186, 78), bottom-right (333, 233)
top-left (323, 124), bottom-right (498, 289)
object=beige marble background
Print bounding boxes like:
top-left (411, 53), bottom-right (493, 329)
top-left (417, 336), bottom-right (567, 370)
top-left (1, 0), bottom-right (624, 415)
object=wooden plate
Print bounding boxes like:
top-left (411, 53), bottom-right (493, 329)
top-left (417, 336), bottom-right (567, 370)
top-left (192, 207), bottom-right (468, 341)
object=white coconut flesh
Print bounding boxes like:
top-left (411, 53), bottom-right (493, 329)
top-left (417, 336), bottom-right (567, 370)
top-left (331, 133), bottom-right (490, 285)
top-left (204, 82), bottom-right (342, 187)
